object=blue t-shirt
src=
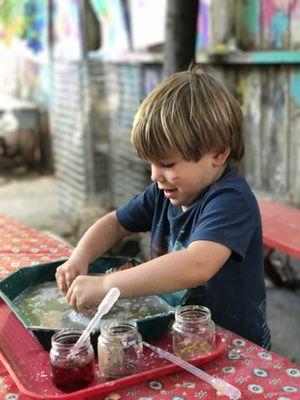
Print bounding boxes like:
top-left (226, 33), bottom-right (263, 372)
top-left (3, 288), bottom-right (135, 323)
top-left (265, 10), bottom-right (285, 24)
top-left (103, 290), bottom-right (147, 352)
top-left (116, 167), bottom-right (271, 349)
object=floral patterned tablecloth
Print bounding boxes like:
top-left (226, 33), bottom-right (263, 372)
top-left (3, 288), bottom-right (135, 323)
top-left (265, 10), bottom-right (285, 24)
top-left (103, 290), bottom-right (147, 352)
top-left (0, 215), bottom-right (71, 280)
top-left (0, 214), bottom-right (299, 400)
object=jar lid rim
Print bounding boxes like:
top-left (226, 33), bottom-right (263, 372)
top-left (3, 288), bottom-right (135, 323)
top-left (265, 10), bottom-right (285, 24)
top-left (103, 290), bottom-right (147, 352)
top-left (175, 305), bottom-right (212, 320)
top-left (100, 320), bottom-right (139, 338)
top-left (51, 329), bottom-right (90, 348)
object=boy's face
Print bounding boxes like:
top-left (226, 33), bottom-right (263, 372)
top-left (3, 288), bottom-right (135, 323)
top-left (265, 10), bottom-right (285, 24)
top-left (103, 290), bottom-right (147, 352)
top-left (150, 153), bottom-right (226, 211)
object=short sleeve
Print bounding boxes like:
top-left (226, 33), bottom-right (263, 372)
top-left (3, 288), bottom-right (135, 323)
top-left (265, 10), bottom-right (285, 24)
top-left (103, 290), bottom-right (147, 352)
top-left (190, 187), bottom-right (260, 260)
top-left (116, 183), bottom-right (157, 232)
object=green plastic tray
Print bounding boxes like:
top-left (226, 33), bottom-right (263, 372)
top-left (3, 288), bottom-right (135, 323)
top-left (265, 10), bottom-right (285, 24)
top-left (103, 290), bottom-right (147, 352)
top-left (0, 256), bottom-right (185, 351)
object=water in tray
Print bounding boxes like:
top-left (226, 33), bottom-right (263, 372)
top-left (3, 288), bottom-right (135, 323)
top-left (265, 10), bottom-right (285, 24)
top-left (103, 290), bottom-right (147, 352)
top-left (13, 281), bottom-right (173, 330)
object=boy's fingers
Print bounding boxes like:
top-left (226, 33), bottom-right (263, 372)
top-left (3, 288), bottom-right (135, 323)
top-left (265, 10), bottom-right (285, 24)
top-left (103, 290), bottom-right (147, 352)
top-left (56, 267), bottom-right (77, 294)
top-left (66, 280), bottom-right (78, 306)
top-left (55, 271), bottom-right (67, 294)
top-left (67, 287), bottom-right (80, 312)
top-left (66, 283), bottom-right (72, 304)
top-left (67, 281), bottom-right (88, 313)
top-left (65, 272), bottom-right (76, 291)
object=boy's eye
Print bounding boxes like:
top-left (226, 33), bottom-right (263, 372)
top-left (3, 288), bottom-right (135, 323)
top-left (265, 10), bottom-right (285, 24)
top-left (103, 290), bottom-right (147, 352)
top-left (161, 162), bottom-right (176, 168)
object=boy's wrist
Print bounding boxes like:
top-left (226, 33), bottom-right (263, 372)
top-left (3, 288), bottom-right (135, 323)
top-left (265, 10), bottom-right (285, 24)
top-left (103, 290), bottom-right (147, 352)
top-left (68, 251), bottom-right (91, 269)
top-left (101, 272), bottom-right (121, 297)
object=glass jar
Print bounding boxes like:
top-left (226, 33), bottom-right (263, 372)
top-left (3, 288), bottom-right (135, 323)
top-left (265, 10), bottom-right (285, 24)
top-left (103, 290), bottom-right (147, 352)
top-left (98, 320), bottom-right (143, 379)
top-left (172, 305), bottom-right (215, 360)
top-left (50, 330), bottom-right (95, 391)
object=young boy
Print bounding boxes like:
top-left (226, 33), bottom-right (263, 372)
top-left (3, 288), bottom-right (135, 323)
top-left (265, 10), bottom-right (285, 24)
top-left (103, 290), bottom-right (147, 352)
top-left (56, 66), bottom-right (271, 349)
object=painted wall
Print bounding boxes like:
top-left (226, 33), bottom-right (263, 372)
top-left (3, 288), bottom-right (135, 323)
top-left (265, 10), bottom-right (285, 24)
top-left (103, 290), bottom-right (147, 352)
top-left (234, 66), bottom-right (300, 205)
top-left (195, 0), bottom-right (300, 205)
top-left (236, 0), bottom-right (300, 50)
top-left (196, 0), bottom-right (300, 50)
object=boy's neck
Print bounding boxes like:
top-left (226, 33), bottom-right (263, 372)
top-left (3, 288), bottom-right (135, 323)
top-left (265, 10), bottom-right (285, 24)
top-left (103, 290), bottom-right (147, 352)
top-left (215, 164), bottom-right (229, 181)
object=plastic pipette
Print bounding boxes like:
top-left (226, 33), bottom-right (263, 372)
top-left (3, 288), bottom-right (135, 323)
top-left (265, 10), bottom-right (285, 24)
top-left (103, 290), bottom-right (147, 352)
top-left (70, 287), bottom-right (120, 354)
top-left (143, 341), bottom-right (241, 400)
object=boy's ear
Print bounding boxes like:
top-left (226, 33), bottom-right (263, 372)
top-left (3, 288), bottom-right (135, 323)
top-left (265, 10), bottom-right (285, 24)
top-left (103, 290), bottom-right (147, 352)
top-left (212, 148), bottom-right (230, 166)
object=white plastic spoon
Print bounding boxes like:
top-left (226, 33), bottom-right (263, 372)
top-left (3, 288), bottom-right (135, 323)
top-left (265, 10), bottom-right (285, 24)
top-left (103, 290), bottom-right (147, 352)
top-left (143, 341), bottom-right (241, 400)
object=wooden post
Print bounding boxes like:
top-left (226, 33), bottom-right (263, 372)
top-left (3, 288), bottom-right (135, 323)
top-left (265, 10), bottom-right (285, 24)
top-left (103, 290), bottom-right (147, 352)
top-left (163, 0), bottom-right (199, 77)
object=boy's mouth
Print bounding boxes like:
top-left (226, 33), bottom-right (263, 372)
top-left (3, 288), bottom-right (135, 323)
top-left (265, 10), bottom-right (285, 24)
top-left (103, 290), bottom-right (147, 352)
top-left (162, 188), bottom-right (177, 198)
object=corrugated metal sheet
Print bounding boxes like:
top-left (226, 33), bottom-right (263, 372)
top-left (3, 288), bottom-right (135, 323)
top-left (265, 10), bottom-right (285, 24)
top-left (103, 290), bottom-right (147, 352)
top-left (50, 60), bottom-right (110, 217)
top-left (106, 62), bottom-right (162, 208)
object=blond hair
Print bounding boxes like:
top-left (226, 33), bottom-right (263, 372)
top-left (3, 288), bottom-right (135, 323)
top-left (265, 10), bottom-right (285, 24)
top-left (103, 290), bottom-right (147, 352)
top-left (131, 66), bottom-right (244, 162)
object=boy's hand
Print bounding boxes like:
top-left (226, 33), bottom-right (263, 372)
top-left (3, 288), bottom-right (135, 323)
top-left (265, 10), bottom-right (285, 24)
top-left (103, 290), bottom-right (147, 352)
top-left (55, 259), bottom-right (89, 295)
top-left (66, 275), bottom-right (105, 312)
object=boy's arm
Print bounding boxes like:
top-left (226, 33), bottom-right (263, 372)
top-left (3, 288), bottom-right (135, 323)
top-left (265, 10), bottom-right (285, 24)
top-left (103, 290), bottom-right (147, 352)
top-left (56, 211), bottom-right (131, 294)
top-left (66, 240), bottom-right (231, 311)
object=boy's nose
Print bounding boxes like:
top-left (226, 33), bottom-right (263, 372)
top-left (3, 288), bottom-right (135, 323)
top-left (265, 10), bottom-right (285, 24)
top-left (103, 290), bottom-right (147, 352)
top-left (151, 165), bottom-right (164, 182)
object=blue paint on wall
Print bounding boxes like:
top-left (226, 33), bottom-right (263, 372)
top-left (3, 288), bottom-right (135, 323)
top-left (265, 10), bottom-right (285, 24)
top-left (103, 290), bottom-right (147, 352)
top-left (291, 72), bottom-right (300, 106)
top-left (270, 11), bottom-right (289, 49)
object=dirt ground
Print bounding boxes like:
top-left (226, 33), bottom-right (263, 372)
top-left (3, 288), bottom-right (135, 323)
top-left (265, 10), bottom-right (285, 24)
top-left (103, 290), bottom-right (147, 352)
top-left (0, 170), bottom-right (74, 239)
top-left (0, 170), bottom-right (300, 364)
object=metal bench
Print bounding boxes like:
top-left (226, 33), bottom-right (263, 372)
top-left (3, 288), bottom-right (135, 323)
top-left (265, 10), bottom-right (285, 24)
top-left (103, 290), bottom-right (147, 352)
top-left (259, 199), bottom-right (300, 288)
top-left (0, 95), bottom-right (41, 167)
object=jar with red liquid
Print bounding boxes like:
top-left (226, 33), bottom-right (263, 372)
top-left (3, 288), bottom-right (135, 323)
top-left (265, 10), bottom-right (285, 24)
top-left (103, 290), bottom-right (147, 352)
top-left (50, 330), bottom-right (95, 392)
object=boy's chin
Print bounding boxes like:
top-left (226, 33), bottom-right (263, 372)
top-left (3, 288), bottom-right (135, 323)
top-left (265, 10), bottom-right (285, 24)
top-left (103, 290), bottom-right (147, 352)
top-left (169, 196), bottom-right (195, 210)
top-left (169, 198), bottom-right (179, 205)
top-left (169, 198), bottom-right (185, 207)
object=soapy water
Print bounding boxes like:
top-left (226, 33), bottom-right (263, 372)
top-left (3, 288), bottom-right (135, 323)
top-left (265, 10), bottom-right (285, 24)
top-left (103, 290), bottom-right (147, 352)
top-left (13, 281), bottom-right (173, 330)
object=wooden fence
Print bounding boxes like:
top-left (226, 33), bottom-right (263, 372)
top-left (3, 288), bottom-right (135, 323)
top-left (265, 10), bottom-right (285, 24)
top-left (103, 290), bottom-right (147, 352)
top-left (196, 0), bottom-right (300, 206)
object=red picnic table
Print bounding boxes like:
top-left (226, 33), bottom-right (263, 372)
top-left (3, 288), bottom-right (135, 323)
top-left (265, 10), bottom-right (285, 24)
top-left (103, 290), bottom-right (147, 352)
top-left (259, 199), bottom-right (300, 287)
top-left (0, 214), bottom-right (299, 400)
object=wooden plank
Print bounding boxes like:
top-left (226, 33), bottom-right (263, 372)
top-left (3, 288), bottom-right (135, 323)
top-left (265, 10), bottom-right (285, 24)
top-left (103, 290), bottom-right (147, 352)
top-left (203, 65), bottom-right (236, 93)
top-left (236, 68), bottom-right (262, 187)
top-left (260, 0), bottom-right (290, 50)
top-left (235, 0), bottom-right (261, 50)
top-left (211, 0), bottom-right (235, 47)
top-left (290, 1), bottom-right (300, 49)
top-left (260, 67), bottom-right (289, 196)
top-left (288, 67), bottom-right (300, 206)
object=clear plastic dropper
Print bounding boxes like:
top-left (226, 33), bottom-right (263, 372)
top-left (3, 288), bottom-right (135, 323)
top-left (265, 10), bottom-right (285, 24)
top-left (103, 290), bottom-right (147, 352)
top-left (143, 341), bottom-right (241, 399)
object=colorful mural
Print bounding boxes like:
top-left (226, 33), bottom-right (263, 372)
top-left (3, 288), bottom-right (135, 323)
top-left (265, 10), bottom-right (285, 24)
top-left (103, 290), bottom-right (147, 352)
top-left (90, 0), bottom-right (130, 53)
top-left (196, 0), bottom-right (211, 52)
top-left (23, 0), bottom-right (48, 55)
top-left (196, 0), bottom-right (300, 51)
top-left (260, 0), bottom-right (298, 48)
top-left (0, 0), bottom-right (24, 45)
top-left (241, 0), bottom-right (300, 49)
top-left (242, 0), bottom-right (260, 35)
top-left (52, 0), bottom-right (83, 61)
top-left (0, 0), bottom-right (47, 56)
